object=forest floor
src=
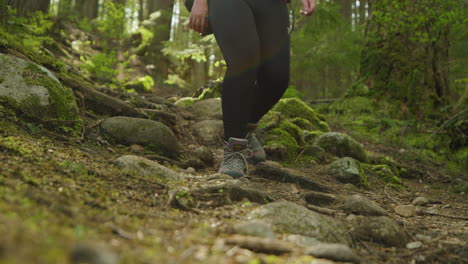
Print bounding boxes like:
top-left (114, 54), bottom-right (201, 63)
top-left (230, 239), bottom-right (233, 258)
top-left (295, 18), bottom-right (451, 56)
top-left (0, 115), bottom-right (467, 264)
top-left (1, 19), bottom-right (467, 264)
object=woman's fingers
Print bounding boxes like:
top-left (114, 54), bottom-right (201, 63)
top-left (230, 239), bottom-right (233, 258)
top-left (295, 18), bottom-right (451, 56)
top-left (301, 0), bottom-right (316, 16)
top-left (189, 14), bottom-right (207, 33)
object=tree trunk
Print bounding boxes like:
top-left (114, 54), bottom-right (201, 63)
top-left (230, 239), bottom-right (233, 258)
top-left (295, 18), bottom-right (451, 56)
top-left (8, 0), bottom-right (50, 15)
top-left (359, 0), bottom-right (456, 117)
top-left (74, 0), bottom-right (98, 20)
top-left (142, 0), bottom-right (174, 82)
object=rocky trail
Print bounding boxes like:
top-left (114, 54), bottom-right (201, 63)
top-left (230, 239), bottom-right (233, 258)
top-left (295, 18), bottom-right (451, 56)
top-left (0, 21), bottom-right (467, 264)
top-left (1, 67), bottom-right (467, 263)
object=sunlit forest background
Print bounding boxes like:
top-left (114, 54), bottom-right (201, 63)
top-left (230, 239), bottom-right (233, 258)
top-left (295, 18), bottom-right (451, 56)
top-left (3, 0), bottom-right (464, 99)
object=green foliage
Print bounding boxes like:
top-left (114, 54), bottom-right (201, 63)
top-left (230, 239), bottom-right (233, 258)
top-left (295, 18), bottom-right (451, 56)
top-left (97, 1), bottom-right (126, 39)
top-left (291, 1), bottom-right (363, 99)
top-left (80, 52), bottom-right (118, 81)
top-left (361, 0), bottom-right (467, 116)
top-left (1, 8), bottom-right (53, 54)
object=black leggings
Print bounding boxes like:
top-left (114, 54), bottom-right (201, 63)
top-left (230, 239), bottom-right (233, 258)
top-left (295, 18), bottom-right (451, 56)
top-left (209, 0), bottom-right (290, 140)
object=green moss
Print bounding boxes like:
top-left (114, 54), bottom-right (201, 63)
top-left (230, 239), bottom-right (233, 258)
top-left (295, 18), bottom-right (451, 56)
top-left (264, 128), bottom-right (300, 161)
top-left (23, 64), bottom-right (82, 135)
top-left (0, 136), bottom-right (41, 159)
top-left (316, 132), bottom-right (369, 163)
top-left (363, 164), bottom-right (402, 188)
top-left (272, 98), bottom-right (330, 132)
top-left (278, 120), bottom-right (302, 143)
top-left (301, 130), bottom-right (324, 145)
top-left (291, 117), bottom-right (313, 130)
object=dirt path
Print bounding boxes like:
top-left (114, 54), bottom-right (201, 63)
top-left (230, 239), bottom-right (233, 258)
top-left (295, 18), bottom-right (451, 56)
top-left (0, 121), bottom-right (466, 264)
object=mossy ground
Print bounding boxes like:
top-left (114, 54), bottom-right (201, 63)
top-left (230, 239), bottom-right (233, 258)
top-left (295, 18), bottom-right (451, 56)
top-left (319, 95), bottom-right (467, 190)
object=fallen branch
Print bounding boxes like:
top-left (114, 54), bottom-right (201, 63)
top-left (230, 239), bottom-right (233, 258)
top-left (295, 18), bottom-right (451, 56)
top-left (59, 74), bottom-right (146, 118)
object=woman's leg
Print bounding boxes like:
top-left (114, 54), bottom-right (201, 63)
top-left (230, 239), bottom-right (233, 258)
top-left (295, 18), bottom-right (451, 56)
top-left (248, 0), bottom-right (290, 123)
top-left (209, 0), bottom-right (260, 140)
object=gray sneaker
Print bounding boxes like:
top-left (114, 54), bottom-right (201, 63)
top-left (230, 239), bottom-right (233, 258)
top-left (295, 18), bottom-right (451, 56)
top-left (218, 137), bottom-right (252, 178)
top-left (246, 123), bottom-right (267, 164)
top-left (247, 132), bottom-right (267, 163)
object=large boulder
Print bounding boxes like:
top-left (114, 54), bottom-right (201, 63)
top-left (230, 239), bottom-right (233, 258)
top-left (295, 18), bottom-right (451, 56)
top-left (248, 201), bottom-right (352, 245)
top-left (113, 155), bottom-right (182, 181)
top-left (101, 117), bottom-right (179, 156)
top-left (188, 98), bottom-right (222, 120)
top-left (316, 132), bottom-right (369, 162)
top-left (257, 98), bottom-right (330, 162)
top-left (192, 119), bottom-right (224, 146)
top-left (0, 54), bottom-right (81, 133)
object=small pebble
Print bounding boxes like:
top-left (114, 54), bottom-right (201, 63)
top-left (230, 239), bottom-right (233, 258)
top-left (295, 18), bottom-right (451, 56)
top-left (406, 241), bottom-right (423, 249)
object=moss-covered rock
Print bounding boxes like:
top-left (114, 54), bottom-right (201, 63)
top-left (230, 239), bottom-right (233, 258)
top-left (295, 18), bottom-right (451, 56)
top-left (0, 54), bottom-right (82, 134)
top-left (100, 116), bottom-right (180, 157)
top-left (174, 97), bottom-right (195, 107)
top-left (315, 132), bottom-right (369, 163)
top-left (257, 99), bottom-right (333, 163)
top-left (328, 157), bottom-right (368, 186)
top-left (362, 164), bottom-right (402, 187)
top-left (272, 98), bottom-right (330, 132)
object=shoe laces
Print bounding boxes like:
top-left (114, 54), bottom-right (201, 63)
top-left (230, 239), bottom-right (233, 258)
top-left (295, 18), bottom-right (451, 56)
top-left (223, 141), bottom-right (253, 170)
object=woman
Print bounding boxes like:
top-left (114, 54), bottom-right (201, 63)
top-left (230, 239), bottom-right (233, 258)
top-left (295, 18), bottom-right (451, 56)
top-left (189, 0), bottom-right (316, 178)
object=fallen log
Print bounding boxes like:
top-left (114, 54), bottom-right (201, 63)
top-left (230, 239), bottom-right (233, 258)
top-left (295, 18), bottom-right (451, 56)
top-left (59, 74), bottom-right (146, 118)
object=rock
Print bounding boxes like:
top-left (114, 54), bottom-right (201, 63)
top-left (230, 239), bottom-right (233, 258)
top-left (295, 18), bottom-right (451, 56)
top-left (233, 221), bottom-right (276, 239)
top-left (185, 167), bottom-right (196, 174)
top-left (248, 201), bottom-right (352, 245)
top-left (302, 145), bottom-right (326, 161)
top-left (101, 117), bottom-right (180, 156)
top-left (303, 191), bottom-right (338, 206)
top-left (255, 161), bottom-right (334, 193)
top-left (183, 158), bottom-right (206, 170)
top-left (192, 120), bottom-right (224, 146)
top-left (315, 132), bottom-right (368, 163)
top-left (328, 157), bottom-right (367, 185)
top-left (174, 97), bottom-right (195, 107)
top-left (304, 243), bottom-right (360, 264)
top-left (394, 205), bottom-right (418, 217)
top-left (406, 241), bottom-right (423, 249)
top-left (194, 146), bottom-right (214, 166)
top-left (70, 242), bottom-right (119, 264)
top-left (341, 194), bottom-right (388, 216)
top-left (129, 144), bottom-right (145, 154)
top-left (286, 235), bottom-right (321, 247)
top-left (411, 197), bottom-right (430, 206)
top-left (263, 143), bottom-right (289, 161)
top-left (350, 216), bottom-right (409, 247)
top-left (113, 155), bottom-right (182, 181)
top-left (0, 54), bottom-right (81, 132)
top-left (188, 98), bottom-right (222, 120)
top-left (271, 98), bottom-right (330, 132)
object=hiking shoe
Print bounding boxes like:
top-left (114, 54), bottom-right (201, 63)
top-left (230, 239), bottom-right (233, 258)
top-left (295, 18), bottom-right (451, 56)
top-left (218, 137), bottom-right (252, 178)
top-left (247, 132), bottom-right (267, 163)
top-left (246, 123), bottom-right (267, 164)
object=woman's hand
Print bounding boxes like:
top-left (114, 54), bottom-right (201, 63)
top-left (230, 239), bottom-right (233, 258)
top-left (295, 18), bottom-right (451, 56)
top-left (189, 0), bottom-right (209, 34)
top-left (300, 0), bottom-right (316, 16)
